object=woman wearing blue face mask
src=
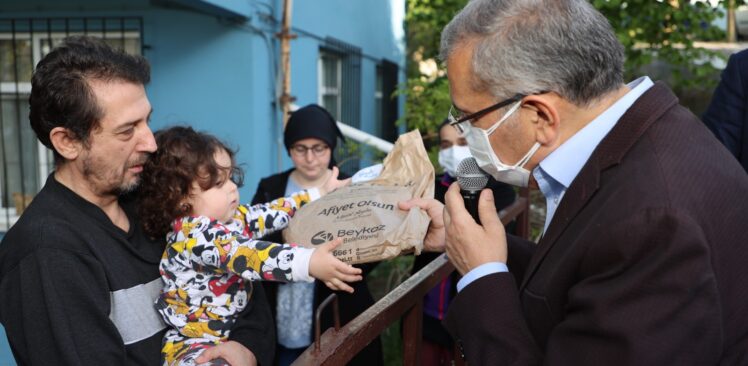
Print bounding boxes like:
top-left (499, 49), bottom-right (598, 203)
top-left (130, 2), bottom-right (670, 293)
top-left (409, 120), bottom-right (517, 365)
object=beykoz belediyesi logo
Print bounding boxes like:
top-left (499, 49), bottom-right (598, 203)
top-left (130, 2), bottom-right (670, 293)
top-left (311, 231), bottom-right (335, 245)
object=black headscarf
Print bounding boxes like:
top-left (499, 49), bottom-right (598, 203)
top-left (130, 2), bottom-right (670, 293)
top-left (284, 104), bottom-right (345, 168)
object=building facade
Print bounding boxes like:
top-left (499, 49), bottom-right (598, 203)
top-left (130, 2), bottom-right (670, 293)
top-left (0, 2), bottom-right (405, 362)
top-left (0, 0), bottom-right (406, 231)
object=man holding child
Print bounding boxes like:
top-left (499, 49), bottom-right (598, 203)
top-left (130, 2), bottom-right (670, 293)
top-left (0, 36), bottom-right (273, 365)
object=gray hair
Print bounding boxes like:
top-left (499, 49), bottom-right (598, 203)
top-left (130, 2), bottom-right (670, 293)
top-left (440, 0), bottom-right (625, 106)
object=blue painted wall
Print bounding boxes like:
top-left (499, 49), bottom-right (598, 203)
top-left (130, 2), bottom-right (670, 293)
top-left (280, 0), bottom-right (406, 171)
top-left (0, 0), bottom-right (405, 201)
top-left (0, 1), bottom-right (404, 363)
top-left (0, 326), bottom-right (11, 366)
top-left (143, 8), bottom-right (281, 196)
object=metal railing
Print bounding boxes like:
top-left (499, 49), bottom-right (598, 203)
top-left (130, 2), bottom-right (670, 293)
top-left (289, 102), bottom-right (394, 154)
top-left (292, 187), bottom-right (531, 365)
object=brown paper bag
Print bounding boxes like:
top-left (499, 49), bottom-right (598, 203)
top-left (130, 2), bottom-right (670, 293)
top-left (284, 130), bottom-right (434, 264)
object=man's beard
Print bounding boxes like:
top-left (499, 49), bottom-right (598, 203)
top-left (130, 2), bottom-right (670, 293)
top-left (82, 154), bottom-right (148, 196)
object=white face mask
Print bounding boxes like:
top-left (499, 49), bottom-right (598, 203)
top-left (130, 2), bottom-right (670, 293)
top-left (438, 145), bottom-right (472, 177)
top-left (460, 101), bottom-right (540, 187)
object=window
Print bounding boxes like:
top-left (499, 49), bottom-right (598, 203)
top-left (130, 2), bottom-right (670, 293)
top-left (318, 38), bottom-right (362, 175)
top-left (318, 37), bottom-right (362, 129)
top-left (378, 60), bottom-right (399, 143)
top-left (318, 50), bottom-right (342, 120)
top-left (0, 17), bottom-right (142, 229)
top-left (375, 67), bottom-right (383, 137)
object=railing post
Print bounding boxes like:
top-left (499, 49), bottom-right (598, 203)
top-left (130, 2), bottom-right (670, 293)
top-left (401, 299), bottom-right (423, 366)
top-left (314, 294), bottom-right (340, 352)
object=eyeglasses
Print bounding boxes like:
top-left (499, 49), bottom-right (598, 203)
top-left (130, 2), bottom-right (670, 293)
top-left (290, 143), bottom-right (330, 156)
top-left (448, 93), bottom-right (526, 134)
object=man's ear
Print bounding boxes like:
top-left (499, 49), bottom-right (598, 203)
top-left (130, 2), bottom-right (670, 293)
top-left (49, 127), bottom-right (84, 160)
top-left (523, 95), bottom-right (561, 146)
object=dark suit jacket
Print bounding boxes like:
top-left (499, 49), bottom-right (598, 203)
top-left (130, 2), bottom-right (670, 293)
top-left (251, 169), bottom-right (383, 366)
top-left (702, 48), bottom-right (748, 173)
top-left (411, 174), bottom-right (517, 346)
top-left (444, 82), bottom-right (748, 365)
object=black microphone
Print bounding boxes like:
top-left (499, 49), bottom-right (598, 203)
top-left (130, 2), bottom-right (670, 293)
top-left (456, 157), bottom-right (489, 225)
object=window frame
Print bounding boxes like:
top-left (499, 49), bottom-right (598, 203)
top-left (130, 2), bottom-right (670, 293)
top-left (317, 49), bottom-right (343, 120)
top-left (0, 26), bottom-right (141, 227)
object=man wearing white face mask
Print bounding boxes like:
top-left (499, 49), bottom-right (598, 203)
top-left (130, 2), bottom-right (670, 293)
top-left (411, 119), bottom-right (516, 365)
top-left (399, 0), bottom-right (748, 365)
top-left (434, 118), bottom-right (516, 218)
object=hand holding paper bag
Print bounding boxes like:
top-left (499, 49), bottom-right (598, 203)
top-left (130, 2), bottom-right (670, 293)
top-left (284, 130), bottom-right (435, 264)
top-left (319, 166), bottom-right (352, 197)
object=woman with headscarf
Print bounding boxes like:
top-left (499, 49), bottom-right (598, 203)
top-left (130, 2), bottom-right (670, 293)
top-left (251, 104), bottom-right (383, 366)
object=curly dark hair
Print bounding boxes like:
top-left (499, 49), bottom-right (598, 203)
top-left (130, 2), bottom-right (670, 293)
top-left (138, 126), bottom-right (244, 240)
top-left (29, 35), bottom-right (150, 165)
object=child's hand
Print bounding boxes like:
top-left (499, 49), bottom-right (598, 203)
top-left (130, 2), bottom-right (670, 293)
top-left (309, 238), bottom-right (363, 293)
top-left (319, 167), bottom-right (351, 196)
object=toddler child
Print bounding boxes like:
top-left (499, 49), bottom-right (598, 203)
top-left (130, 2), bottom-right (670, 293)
top-left (137, 126), bottom-right (361, 366)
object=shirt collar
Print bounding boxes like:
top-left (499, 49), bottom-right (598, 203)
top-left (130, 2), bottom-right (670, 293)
top-left (534, 76), bottom-right (654, 190)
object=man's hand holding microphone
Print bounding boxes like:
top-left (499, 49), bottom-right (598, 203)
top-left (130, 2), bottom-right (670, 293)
top-left (399, 157), bottom-right (509, 275)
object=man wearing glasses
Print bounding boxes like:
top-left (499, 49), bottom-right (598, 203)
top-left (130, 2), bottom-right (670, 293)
top-left (400, 0), bottom-right (748, 364)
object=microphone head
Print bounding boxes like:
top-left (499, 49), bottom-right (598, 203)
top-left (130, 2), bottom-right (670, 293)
top-left (456, 157), bottom-right (489, 192)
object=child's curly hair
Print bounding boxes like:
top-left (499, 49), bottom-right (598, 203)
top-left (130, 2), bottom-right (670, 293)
top-left (138, 126), bottom-right (243, 239)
